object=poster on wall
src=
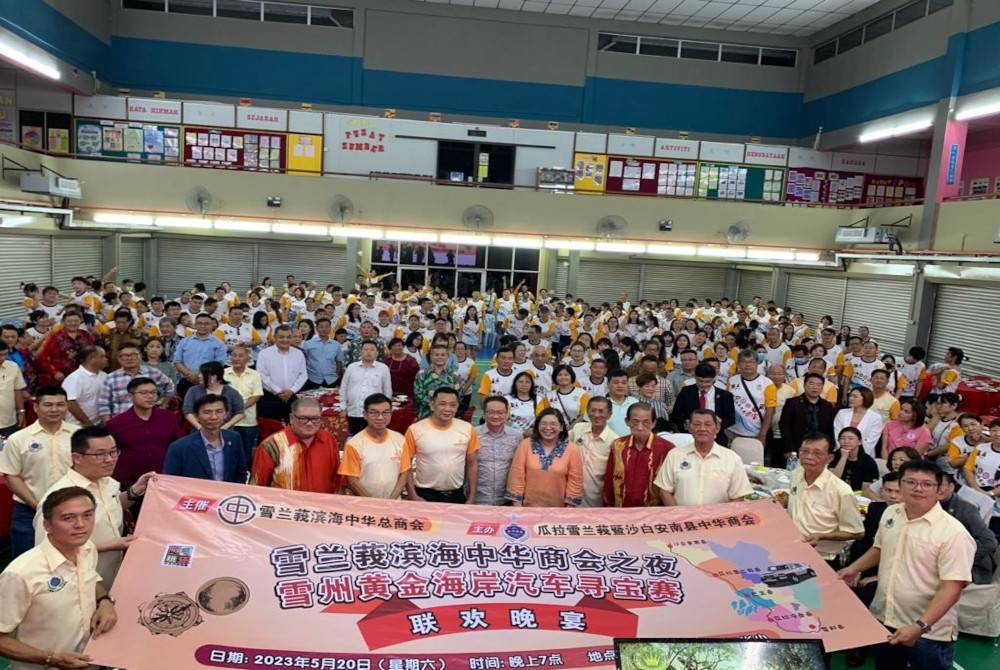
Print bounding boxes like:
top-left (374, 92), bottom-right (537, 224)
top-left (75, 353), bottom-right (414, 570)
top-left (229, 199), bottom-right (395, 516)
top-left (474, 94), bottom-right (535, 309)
top-left (605, 156), bottom-right (697, 197)
top-left (785, 168), bottom-right (865, 205)
top-left (970, 177), bottom-right (990, 196)
top-left (0, 88), bottom-right (15, 144)
top-left (862, 175), bottom-right (923, 205)
top-left (698, 163), bottom-right (784, 202)
top-left (47, 128), bottom-right (70, 153)
top-left (286, 133), bottom-right (322, 175)
top-left (75, 118), bottom-right (180, 162)
top-left (184, 126), bottom-right (287, 173)
top-left (21, 125), bottom-right (43, 150)
top-left (573, 153), bottom-right (607, 192)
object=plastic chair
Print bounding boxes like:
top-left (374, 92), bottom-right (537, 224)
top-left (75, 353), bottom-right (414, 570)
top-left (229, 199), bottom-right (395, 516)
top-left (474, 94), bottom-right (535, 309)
top-left (956, 485), bottom-right (995, 524)
top-left (730, 437), bottom-right (765, 465)
top-left (257, 417), bottom-right (286, 441)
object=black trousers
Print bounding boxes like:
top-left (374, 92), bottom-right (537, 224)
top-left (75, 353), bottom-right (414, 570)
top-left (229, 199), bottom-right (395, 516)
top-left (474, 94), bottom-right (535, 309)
top-left (415, 486), bottom-right (466, 504)
top-left (258, 390), bottom-right (293, 422)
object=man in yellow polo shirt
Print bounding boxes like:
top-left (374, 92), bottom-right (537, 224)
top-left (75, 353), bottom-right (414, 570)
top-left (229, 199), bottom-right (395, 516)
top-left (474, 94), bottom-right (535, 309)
top-left (838, 460), bottom-right (975, 670)
top-left (0, 486), bottom-right (118, 669)
top-left (404, 386), bottom-right (479, 504)
top-left (655, 408), bottom-right (752, 506)
top-left (784, 433), bottom-right (864, 567)
top-left (339, 393), bottom-right (409, 499)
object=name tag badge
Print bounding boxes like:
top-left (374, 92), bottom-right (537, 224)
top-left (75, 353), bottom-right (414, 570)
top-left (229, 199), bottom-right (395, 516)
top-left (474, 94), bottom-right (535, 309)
top-left (28, 442), bottom-right (43, 453)
top-left (47, 576), bottom-right (65, 592)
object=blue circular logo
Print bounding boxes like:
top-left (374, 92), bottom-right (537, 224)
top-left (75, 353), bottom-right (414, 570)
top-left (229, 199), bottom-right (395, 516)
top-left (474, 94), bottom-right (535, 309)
top-left (47, 576), bottom-right (65, 592)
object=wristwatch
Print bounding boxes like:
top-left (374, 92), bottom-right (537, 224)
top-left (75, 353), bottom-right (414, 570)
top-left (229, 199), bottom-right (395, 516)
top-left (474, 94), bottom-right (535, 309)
top-left (96, 594), bottom-right (116, 606)
top-left (915, 619), bottom-right (931, 634)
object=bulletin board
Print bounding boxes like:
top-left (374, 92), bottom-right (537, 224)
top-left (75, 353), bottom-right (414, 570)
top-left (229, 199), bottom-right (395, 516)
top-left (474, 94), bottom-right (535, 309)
top-left (785, 168), bottom-right (865, 205)
top-left (183, 126), bottom-right (287, 173)
top-left (605, 155), bottom-right (698, 196)
top-left (572, 152), bottom-right (608, 192)
top-left (75, 118), bottom-right (180, 163)
top-left (697, 163), bottom-right (784, 202)
top-left (862, 175), bottom-right (923, 205)
top-left (286, 133), bottom-right (322, 175)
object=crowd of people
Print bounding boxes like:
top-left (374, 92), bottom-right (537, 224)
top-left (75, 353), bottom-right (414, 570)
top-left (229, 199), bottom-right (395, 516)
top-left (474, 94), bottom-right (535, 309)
top-left (0, 269), bottom-right (997, 670)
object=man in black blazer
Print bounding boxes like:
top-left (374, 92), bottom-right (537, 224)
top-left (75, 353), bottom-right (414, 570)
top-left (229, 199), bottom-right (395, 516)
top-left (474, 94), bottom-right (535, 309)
top-left (670, 363), bottom-right (736, 445)
top-left (164, 394), bottom-right (247, 483)
top-left (779, 372), bottom-right (836, 467)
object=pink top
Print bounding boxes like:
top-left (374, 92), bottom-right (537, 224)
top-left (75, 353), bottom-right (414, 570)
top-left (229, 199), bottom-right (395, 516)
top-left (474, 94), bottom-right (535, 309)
top-left (883, 421), bottom-right (932, 455)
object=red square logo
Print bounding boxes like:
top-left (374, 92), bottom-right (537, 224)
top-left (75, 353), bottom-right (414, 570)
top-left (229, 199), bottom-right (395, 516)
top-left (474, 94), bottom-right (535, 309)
top-left (467, 522), bottom-right (500, 536)
top-left (174, 496), bottom-right (215, 513)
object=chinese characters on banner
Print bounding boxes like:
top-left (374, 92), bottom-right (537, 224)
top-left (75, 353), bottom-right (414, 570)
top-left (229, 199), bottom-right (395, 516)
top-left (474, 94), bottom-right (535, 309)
top-left (86, 476), bottom-right (887, 670)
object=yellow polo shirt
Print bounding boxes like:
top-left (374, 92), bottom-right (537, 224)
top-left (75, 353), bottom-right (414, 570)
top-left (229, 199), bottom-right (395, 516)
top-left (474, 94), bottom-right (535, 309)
top-left (871, 502), bottom-right (975, 641)
top-left (0, 421), bottom-right (77, 505)
top-left (0, 538), bottom-right (100, 669)
top-left (403, 418), bottom-right (480, 492)
top-left (339, 428), bottom-right (409, 499)
top-left (653, 442), bottom-right (753, 506)
top-left (0, 360), bottom-right (26, 429)
top-left (34, 469), bottom-right (124, 586)
top-left (787, 467), bottom-right (864, 560)
top-left (224, 366), bottom-right (264, 428)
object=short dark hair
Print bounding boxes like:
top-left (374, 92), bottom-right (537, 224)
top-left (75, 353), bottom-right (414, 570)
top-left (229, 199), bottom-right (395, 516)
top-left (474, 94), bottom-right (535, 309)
top-left (552, 364), bottom-right (577, 384)
top-left (531, 407), bottom-right (568, 442)
top-left (897, 459), bottom-right (943, 485)
top-left (958, 412), bottom-right (982, 426)
top-left (850, 386), bottom-right (874, 408)
top-left (35, 385), bottom-right (68, 403)
top-left (689, 408), bottom-right (719, 424)
top-left (431, 386), bottom-right (460, 401)
top-left (364, 393), bottom-right (392, 410)
top-left (800, 433), bottom-right (834, 454)
top-left (608, 368), bottom-right (629, 381)
top-left (126, 376), bottom-right (157, 394)
top-left (838, 426), bottom-right (863, 442)
top-left (199, 361), bottom-right (227, 385)
top-left (587, 396), bottom-right (612, 412)
top-left (71, 425), bottom-right (113, 454)
top-left (694, 363), bottom-right (716, 379)
top-left (42, 486), bottom-right (96, 521)
top-left (937, 392), bottom-right (961, 406)
top-left (482, 395), bottom-right (509, 411)
top-left (626, 401), bottom-right (653, 421)
top-left (882, 471), bottom-right (901, 485)
top-left (194, 393), bottom-right (229, 414)
top-left (803, 372), bottom-right (825, 385)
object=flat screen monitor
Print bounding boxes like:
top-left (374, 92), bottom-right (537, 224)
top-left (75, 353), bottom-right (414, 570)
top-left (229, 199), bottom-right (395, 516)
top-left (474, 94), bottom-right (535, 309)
top-left (614, 637), bottom-right (827, 670)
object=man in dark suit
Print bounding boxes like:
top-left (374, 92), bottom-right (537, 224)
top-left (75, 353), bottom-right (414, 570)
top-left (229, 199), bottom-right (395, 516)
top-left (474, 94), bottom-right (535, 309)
top-left (164, 394), bottom-right (247, 483)
top-left (779, 372), bottom-right (836, 466)
top-left (670, 363), bottom-right (736, 445)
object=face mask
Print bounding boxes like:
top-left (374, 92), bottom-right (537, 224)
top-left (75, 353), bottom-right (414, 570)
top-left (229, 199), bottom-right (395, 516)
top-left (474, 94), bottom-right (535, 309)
top-left (794, 356), bottom-right (808, 364)
top-left (756, 353), bottom-right (766, 363)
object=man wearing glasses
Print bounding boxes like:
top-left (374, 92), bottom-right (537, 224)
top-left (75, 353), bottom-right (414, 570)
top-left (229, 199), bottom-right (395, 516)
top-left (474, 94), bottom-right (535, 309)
top-left (338, 394), bottom-right (408, 499)
top-left (251, 397), bottom-right (341, 494)
top-left (838, 460), bottom-right (975, 670)
top-left (97, 343), bottom-right (174, 423)
top-left (164, 395), bottom-right (247, 484)
top-left (0, 386), bottom-right (76, 559)
top-left (107, 378), bottom-right (181, 494)
top-left (33, 426), bottom-right (154, 586)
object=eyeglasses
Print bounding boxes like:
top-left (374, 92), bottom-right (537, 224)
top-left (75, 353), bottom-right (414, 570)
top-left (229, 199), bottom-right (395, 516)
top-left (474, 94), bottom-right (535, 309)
top-left (901, 478), bottom-right (938, 490)
top-left (292, 415), bottom-right (322, 424)
top-left (365, 410), bottom-right (393, 417)
top-left (484, 410), bottom-right (508, 416)
top-left (81, 448), bottom-right (120, 460)
top-left (132, 389), bottom-right (158, 396)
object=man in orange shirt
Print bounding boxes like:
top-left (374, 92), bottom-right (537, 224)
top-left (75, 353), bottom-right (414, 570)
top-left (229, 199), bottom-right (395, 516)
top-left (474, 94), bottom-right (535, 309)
top-left (250, 397), bottom-right (342, 494)
top-left (404, 387), bottom-right (480, 504)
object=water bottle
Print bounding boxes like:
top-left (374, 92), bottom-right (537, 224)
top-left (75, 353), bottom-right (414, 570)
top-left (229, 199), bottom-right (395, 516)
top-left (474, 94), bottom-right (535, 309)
top-left (785, 453), bottom-right (799, 472)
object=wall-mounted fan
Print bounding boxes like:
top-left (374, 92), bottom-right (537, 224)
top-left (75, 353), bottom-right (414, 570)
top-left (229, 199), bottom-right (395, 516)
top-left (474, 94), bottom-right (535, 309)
top-left (596, 214), bottom-right (628, 239)
top-left (185, 187), bottom-right (214, 216)
top-left (330, 195), bottom-right (356, 223)
top-left (725, 220), bottom-right (751, 244)
top-left (462, 205), bottom-right (495, 231)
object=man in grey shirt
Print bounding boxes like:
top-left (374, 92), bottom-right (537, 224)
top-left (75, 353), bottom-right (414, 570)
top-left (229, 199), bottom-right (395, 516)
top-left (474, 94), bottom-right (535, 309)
top-left (474, 396), bottom-right (523, 505)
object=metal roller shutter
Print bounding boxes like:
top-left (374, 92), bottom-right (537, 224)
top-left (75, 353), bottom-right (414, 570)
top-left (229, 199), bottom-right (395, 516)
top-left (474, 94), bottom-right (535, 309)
top-left (928, 284), bottom-right (1000, 376)
top-left (738, 270), bottom-right (772, 305)
top-left (257, 243), bottom-right (348, 290)
top-left (577, 260), bottom-right (640, 305)
top-left (553, 260), bottom-right (569, 298)
top-left (785, 273), bottom-right (846, 327)
top-left (640, 263), bottom-right (727, 303)
top-left (157, 237), bottom-right (256, 297)
top-left (52, 236), bottom-right (103, 289)
top-left (0, 234), bottom-right (51, 320)
top-left (119, 238), bottom-right (145, 284)
top-left (842, 277), bottom-right (912, 356)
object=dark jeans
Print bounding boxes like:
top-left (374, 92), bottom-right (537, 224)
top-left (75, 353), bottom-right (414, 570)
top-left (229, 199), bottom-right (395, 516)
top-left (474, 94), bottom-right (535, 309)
top-left (415, 486), bottom-right (466, 504)
top-left (233, 425), bottom-right (261, 467)
top-left (258, 390), bottom-right (293, 422)
top-left (766, 432), bottom-right (786, 468)
top-left (11, 501), bottom-right (35, 559)
top-left (873, 629), bottom-right (954, 670)
top-left (176, 378), bottom-right (194, 404)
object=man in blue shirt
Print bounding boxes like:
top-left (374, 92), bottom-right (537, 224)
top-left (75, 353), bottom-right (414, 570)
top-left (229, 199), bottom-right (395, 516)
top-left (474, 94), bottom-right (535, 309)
top-left (301, 318), bottom-right (343, 389)
top-left (172, 313), bottom-right (227, 399)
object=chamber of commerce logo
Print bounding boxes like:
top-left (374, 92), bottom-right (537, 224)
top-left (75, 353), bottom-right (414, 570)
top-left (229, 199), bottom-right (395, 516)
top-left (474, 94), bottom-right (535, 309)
top-left (216, 494), bottom-right (258, 526)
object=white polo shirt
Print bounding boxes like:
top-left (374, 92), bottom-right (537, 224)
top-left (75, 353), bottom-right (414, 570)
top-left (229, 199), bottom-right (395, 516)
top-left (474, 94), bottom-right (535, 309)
top-left (0, 538), bottom-right (100, 670)
top-left (568, 422), bottom-right (619, 507)
top-left (654, 442), bottom-right (753, 506)
top-left (62, 366), bottom-right (108, 426)
top-left (787, 467), bottom-right (864, 560)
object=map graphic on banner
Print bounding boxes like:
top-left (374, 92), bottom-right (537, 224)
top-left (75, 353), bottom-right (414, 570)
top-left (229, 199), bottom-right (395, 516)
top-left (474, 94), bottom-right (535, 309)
top-left (86, 477), bottom-right (887, 670)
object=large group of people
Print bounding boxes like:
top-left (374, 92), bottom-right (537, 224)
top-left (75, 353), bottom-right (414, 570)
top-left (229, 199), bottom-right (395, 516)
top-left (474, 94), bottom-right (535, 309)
top-left (0, 268), bottom-right (997, 670)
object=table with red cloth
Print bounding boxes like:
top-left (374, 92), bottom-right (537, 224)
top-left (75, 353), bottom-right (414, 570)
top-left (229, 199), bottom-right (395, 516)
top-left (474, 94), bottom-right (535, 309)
top-left (919, 374), bottom-right (1000, 416)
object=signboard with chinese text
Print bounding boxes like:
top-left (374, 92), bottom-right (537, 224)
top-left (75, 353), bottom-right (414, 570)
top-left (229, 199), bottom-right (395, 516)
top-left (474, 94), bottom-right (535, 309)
top-left (86, 476), bottom-right (887, 670)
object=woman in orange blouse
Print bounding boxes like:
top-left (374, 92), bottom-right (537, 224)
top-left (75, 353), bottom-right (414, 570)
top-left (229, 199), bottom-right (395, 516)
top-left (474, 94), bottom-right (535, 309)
top-left (504, 408), bottom-right (583, 507)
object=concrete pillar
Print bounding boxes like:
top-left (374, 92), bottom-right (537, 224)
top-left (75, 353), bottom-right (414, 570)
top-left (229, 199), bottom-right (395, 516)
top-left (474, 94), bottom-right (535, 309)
top-left (566, 251), bottom-right (581, 297)
top-left (345, 238), bottom-right (361, 288)
top-left (723, 268), bottom-right (739, 300)
top-left (145, 238), bottom-right (159, 296)
top-left (103, 234), bottom-right (119, 281)
top-left (904, 265), bottom-right (936, 350)
top-left (772, 267), bottom-right (788, 307)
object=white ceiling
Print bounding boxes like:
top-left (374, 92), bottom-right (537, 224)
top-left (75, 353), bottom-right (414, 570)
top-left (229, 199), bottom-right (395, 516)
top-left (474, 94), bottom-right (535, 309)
top-left (414, 0), bottom-right (883, 37)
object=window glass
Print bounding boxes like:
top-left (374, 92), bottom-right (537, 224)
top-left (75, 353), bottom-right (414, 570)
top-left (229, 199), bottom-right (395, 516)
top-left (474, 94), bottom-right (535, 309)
top-left (310, 7), bottom-right (354, 27)
top-left (217, 0), bottom-right (261, 20)
top-left (638, 37), bottom-right (678, 58)
top-left (864, 15), bottom-right (893, 42)
top-left (264, 2), bottom-right (307, 23)
top-left (761, 48), bottom-right (797, 67)
top-left (598, 34), bottom-right (639, 54)
top-left (721, 45), bottom-right (759, 65)
top-left (680, 41), bottom-right (720, 61)
top-left (168, 0), bottom-right (213, 15)
top-left (894, 0), bottom-right (926, 29)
